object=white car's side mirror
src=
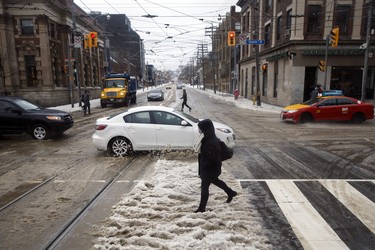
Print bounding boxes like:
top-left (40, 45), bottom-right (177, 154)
top-left (181, 120), bottom-right (188, 126)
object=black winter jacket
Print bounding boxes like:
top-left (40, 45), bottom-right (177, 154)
top-left (198, 119), bottom-right (222, 180)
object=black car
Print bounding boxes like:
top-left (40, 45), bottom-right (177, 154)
top-left (0, 96), bottom-right (74, 140)
top-left (147, 89), bottom-right (164, 101)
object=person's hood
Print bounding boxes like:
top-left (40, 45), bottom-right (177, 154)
top-left (198, 119), bottom-right (216, 137)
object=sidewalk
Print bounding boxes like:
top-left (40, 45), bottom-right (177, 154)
top-left (192, 87), bottom-right (283, 114)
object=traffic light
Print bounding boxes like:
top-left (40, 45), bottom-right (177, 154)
top-left (261, 63), bottom-right (268, 72)
top-left (63, 65), bottom-right (68, 74)
top-left (319, 60), bottom-right (325, 72)
top-left (330, 27), bottom-right (339, 47)
top-left (83, 34), bottom-right (90, 49)
top-left (228, 31), bottom-right (235, 46)
top-left (89, 32), bottom-right (98, 48)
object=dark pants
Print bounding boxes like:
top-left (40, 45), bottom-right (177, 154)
top-left (84, 105), bottom-right (90, 115)
top-left (197, 177), bottom-right (233, 211)
top-left (181, 101), bottom-right (191, 111)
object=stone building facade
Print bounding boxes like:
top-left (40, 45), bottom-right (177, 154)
top-left (0, 0), bottom-right (144, 107)
top-left (237, 0), bottom-right (375, 106)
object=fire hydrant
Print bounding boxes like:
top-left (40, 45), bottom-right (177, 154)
top-left (233, 89), bottom-right (239, 100)
top-left (252, 95), bottom-right (256, 105)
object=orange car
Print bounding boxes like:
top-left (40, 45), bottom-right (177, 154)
top-left (280, 96), bottom-right (374, 124)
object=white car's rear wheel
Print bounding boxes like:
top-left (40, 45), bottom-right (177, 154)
top-left (109, 137), bottom-right (133, 156)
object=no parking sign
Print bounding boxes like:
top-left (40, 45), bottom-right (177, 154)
top-left (74, 36), bottom-right (82, 48)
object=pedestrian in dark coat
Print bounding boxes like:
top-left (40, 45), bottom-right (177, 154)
top-left (83, 90), bottom-right (91, 115)
top-left (180, 89), bottom-right (192, 112)
top-left (195, 119), bottom-right (237, 213)
top-left (310, 87), bottom-right (319, 100)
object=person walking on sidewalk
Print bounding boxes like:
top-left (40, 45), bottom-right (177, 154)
top-left (82, 90), bottom-right (91, 115)
top-left (194, 119), bottom-right (237, 213)
top-left (180, 89), bottom-right (192, 112)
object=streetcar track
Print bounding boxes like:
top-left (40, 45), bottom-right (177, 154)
top-left (0, 152), bottom-right (97, 212)
top-left (43, 155), bottom-right (141, 250)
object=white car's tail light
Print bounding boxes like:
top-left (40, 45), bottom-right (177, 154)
top-left (95, 124), bottom-right (108, 130)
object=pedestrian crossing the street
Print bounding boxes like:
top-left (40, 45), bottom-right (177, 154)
top-left (240, 179), bottom-right (375, 250)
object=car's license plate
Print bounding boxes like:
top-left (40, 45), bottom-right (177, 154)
top-left (110, 98), bottom-right (114, 101)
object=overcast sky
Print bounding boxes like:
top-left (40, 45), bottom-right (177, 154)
top-left (75, 0), bottom-right (240, 71)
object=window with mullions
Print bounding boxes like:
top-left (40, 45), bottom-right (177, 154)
top-left (265, 0), bottom-right (272, 12)
top-left (21, 19), bottom-right (34, 35)
top-left (307, 5), bottom-right (321, 33)
top-left (286, 9), bottom-right (292, 30)
top-left (25, 55), bottom-right (37, 86)
top-left (49, 22), bottom-right (57, 39)
top-left (265, 24), bottom-right (271, 45)
top-left (276, 16), bottom-right (282, 41)
top-left (334, 5), bottom-right (350, 34)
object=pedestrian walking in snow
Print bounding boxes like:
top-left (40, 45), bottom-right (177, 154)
top-left (194, 119), bottom-right (237, 213)
top-left (82, 90), bottom-right (91, 115)
top-left (180, 89), bottom-right (192, 112)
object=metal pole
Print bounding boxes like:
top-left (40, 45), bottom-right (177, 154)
top-left (67, 40), bottom-right (74, 108)
top-left (323, 35), bottom-right (329, 90)
top-left (211, 24), bottom-right (216, 94)
top-left (71, 2), bottom-right (81, 107)
top-left (255, 44), bottom-right (261, 106)
top-left (252, 2), bottom-right (261, 106)
top-left (361, 1), bottom-right (372, 101)
top-left (234, 44), bottom-right (238, 93)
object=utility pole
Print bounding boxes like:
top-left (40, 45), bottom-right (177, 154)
top-left (205, 24), bottom-right (216, 94)
top-left (251, 1), bottom-right (261, 106)
top-left (197, 43), bottom-right (208, 90)
top-left (361, 1), bottom-right (373, 101)
top-left (233, 44), bottom-right (238, 92)
top-left (71, 3), bottom-right (81, 106)
top-left (323, 34), bottom-right (329, 90)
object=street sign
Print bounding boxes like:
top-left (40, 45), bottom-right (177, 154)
top-left (74, 36), bottom-right (82, 48)
top-left (246, 39), bottom-right (265, 45)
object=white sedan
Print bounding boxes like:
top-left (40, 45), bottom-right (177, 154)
top-left (92, 106), bottom-right (236, 156)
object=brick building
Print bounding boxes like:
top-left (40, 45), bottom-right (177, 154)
top-left (237, 0), bottom-right (375, 106)
top-left (0, 0), bottom-right (144, 107)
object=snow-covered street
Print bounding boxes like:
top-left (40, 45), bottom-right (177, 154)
top-left (93, 159), bottom-right (271, 249)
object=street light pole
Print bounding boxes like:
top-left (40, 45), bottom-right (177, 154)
top-left (71, 3), bottom-right (81, 107)
top-left (361, 1), bottom-right (373, 101)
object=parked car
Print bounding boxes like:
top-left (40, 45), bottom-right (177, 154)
top-left (280, 96), bottom-right (374, 124)
top-left (176, 83), bottom-right (183, 89)
top-left (147, 89), bottom-right (164, 101)
top-left (92, 106), bottom-right (236, 156)
top-left (0, 96), bottom-right (74, 140)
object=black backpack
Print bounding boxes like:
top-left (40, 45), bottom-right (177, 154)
top-left (219, 139), bottom-right (233, 161)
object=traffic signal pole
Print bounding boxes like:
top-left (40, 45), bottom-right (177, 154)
top-left (361, 2), bottom-right (373, 102)
top-left (323, 34), bottom-right (329, 90)
top-left (71, 4), bottom-right (81, 107)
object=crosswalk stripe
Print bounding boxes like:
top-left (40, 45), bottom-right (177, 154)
top-left (266, 180), bottom-right (349, 250)
top-left (320, 180), bottom-right (375, 234)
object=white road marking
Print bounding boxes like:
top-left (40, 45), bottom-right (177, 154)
top-left (320, 180), bottom-right (375, 233)
top-left (266, 180), bottom-right (349, 250)
top-left (238, 179), bottom-right (375, 182)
